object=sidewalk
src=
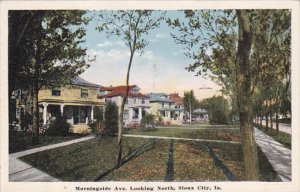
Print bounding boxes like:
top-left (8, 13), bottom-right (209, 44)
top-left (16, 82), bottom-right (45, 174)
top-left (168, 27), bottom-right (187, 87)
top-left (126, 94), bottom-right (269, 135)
top-left (9, 135), bottom-right (94, 182)
top-left (254, 128), bottom-right (291, 181)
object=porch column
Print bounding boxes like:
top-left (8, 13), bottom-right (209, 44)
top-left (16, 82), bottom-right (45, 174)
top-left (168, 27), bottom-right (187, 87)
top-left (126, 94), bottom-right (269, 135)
top-left (60, 104), bottom-right (64, 116)
top-left (129, 108), bottom-right (133, 122)
top-left (180, 111), bottom-right (184, 121)
top-left (167, 111), bottom-right (171, 118)
top-left (43, 103), bottom-right (48, 125)
top-left (138, 107), bottom-right (142, 120)
top-left (91, 105), bottom-right (94, 122)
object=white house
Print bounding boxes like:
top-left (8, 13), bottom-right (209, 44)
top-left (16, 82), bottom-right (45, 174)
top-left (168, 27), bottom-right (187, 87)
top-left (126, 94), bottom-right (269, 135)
top-left (98, 85), bottom-right (150, 126)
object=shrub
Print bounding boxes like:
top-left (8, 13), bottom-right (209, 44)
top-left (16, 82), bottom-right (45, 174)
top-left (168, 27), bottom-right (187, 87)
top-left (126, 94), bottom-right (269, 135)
top-left (104, 101), bottom-right (118, 136)
top-left (165, 121), bottom-right (171, 126)
top-left (94, 106), bottom-right (104, 123)
top-left (140, 114), bottom-right (156, 131)
top-left (21, 112), bottom-right (32, 131)
top-left (45, 115), bottom-right (71, 136)
top-left (89, 121), bottom-right (105, 138)
top-left (157, 115), bottom-right (164, 125)
top-left (126, 122), bottom-right (140, 129)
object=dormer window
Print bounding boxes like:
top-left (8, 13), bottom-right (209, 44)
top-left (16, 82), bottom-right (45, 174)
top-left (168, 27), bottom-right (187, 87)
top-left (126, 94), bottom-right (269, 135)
top-left (131, 87), bottom-right (139, 94)
top-left (52, 88), bottom-right (61, 96)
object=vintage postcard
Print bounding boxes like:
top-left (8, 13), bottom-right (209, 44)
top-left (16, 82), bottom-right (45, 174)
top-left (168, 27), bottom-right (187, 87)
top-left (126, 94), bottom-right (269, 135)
top-left (0, 1), bottom-right (299, 192)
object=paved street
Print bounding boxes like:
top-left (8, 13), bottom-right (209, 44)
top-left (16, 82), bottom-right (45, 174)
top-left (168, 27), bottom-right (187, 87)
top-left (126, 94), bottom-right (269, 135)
top-left (260, 120), bottom-right (291, 134)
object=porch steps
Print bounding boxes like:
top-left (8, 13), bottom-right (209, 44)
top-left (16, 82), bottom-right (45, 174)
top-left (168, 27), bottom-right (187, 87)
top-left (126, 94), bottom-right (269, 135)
top-left (71, 124), bottom-right (91, 134)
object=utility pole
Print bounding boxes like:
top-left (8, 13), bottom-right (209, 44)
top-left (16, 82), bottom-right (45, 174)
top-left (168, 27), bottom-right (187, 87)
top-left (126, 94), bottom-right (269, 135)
top-left (189, 90), bottom-right (192, 124)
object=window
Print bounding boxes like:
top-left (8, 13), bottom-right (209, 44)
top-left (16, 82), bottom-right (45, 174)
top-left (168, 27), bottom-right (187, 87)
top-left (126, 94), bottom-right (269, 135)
top-left (52, 88), bottom-right (61, 96)
top-left (134, 98), bottom-right (137, 104)
top-left (81, 88), bottom-right (88, 98)
top-left (142, 98), bottom-right (145, 104)
top-left (169, 102), bottom-right (171, 108)
top-left (131, 87), bottom-right (139, 94)
top-left (162, 102), bottom-right (164, 108)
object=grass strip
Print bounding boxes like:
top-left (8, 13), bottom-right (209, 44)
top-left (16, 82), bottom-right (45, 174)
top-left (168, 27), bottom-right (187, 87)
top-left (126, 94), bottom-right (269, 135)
top-left (126, 128), bottom-right (240, 142)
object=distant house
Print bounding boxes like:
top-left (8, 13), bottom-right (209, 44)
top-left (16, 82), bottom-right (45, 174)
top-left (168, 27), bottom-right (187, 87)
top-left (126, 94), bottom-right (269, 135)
top-left (169, 93), bottom-right (185, 122)
top-left (146, 92), bottom-right (184, 124)
top-left (193, 108), bottom-right (209, 123)
top-left (38, 77), bottom-right (105, 133)
top-left (98, 85), bottom-right (150, 126)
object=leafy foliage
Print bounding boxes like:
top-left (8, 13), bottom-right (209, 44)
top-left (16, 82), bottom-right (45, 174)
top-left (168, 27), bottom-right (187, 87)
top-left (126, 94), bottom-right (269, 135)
top-left (183, 90), bottom-right (198, 116)
top-left (9, 10), bottom-right (91, 91)
top-left (45, 115), bottom-right (71, 136)
top-left (199, 96), bottom-right (231, 124)
top-left (104, 102), bottom-right (119, 136)
top-left (140, 114), bottom-right (156, 131)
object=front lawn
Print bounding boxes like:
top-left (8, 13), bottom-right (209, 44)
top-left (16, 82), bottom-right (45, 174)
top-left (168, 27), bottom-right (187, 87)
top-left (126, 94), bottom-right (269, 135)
top-left (20, 137), bottom-right (152, 181)
top-left (20, 135), bottom-right (280, 181)
top-left (126, 127), bottom-right (241, 142)
top-left (9, 130), bottom-right (88, 153)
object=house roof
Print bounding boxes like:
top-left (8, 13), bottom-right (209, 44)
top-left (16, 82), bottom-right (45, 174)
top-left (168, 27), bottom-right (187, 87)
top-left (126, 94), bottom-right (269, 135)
top-left (99, 85), bottom-right (148, 98)
top-left (71, 76), bottom-right (100, 88)
top-left (169, 93), bottom-right (184, 105)
top-left (146, 92), bottom-right (174, 103)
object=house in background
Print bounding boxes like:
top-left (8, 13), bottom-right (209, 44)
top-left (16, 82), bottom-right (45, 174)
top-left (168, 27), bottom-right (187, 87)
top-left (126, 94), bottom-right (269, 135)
top-left (193, 108), bottom-right (209, 123)
top-left (38, 77), bottom-right (105, 133)
top-left (98, 85), bottom-right (150, 127)
top-left (146, 92), bottom-right (184, 124)
top-left (169, 93), bottom-right (185, 122)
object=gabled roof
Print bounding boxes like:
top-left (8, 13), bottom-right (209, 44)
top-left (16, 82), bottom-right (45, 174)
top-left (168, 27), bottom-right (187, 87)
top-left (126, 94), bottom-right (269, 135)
top-left (169, 93), bottom-right (184, 105)
top-left (99, 85), bottom-right (148, 98)
top-left (146, 92), bottom-right (173, 103)
top-left (71, 76), bottom-right (100, 88)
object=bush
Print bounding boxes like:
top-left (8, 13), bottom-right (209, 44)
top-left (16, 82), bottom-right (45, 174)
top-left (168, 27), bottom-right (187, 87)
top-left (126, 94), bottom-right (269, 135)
top-left (140, 114), bottom-right (156, 131)
top-left (21, 112), bottom-right (32, 131)
top-left (104, 101), bottom-right (118, 136)
top-left (89, 121), bottom-right (105, 138)
top-left (45, 115), bottom-right (71, 136)
top-left (94, 106), bottom-right (104, 123)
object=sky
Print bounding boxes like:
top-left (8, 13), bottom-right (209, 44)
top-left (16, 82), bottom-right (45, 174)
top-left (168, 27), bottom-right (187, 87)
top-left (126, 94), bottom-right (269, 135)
top-left (79, 11), bottom-right (222, 100)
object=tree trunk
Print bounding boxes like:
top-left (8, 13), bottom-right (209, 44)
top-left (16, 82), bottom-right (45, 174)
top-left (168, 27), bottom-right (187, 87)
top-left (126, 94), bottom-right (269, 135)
top-left (117, 50), bottom-right (135, 167)
top-left (275, 111), bottom-right (279, 134)
top-left (270, 101), bottom-right (273, 130)
top-left (266, 114), bottom-right (269, 129)
top-left (32, 12), bottom-right (43, 143)
top-left (235, 10), bottom-right (260, 180)
top-left (259, 111), bottom-right (262, 126)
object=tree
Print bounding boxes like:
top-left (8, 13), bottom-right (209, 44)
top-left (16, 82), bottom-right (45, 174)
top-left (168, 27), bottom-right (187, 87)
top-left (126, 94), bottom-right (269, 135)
top-left (96, 10), bottom-right (165, 166)
top-left (235, 10), bottom-right (259, 179)
top-left (9, 10), bottom-right (91, 139)
top-left (183, 90), bottom-right (197, 124)
top-left (104, 102), bottom-right (119, 136)
top-left (199, 96), bottom-right (230, 124)
top-left (167, 10), bottom-right (260, 180)
top-left (250, 10), bottom-right (291, 133)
